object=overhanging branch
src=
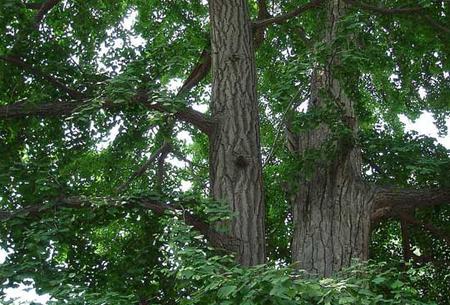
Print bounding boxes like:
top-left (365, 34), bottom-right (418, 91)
top-left (0, 196), bottom-right (237, 252)
top-left (116, 142), bottom-right (172, 193)
top-left (344, 0), bottom-right (423, 15)
top-left (0, 94), bottom-right (215, 135)
top-left (34, 0), bottom-right (62, 26)
top-left (252, 0), bottom-right (325, 30)
top-left (0, 55), bottom-right (85, 99)
top-left (344, 0), bottom-right (449, 36)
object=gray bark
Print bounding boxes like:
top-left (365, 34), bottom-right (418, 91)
top-left (208, 0), bottom-right (266, 266)
top-left (289, 0), bottom-right (375, 276)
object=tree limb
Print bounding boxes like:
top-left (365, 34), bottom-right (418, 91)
top-left (371, 187), bottom-right (450, 223)
top-left (34, 0), bottom-right (62, 27)
top-left (422, 15), bottom-right (450, 36)
top-left (116, 142), bottom-right (172, 193)
top-left (0, 93), bottom-right (215, 135)
top-left (400, 212), bottom-right (450, 245)
top-left (0, 196), bottom-right (237, 252)
top-left (0, 55), bottom-right (85, 99)
top-left (374, 187), bottom-right (450, 211)
top-left (156, 147), bottom-right (170, 191)
top-left (252, 0), bottom-right (325, 30)
top-left (177, 48), bottom-right (212, 96)
top-left (343, 0), bottom-right (424, 15)
top-left (254, 0), bottom-right (272, 48)
top-left (23, 2), bottom-right (45, 9)
top-left (400, 216), bottom-right (412, 262)
top-left (344, 0), bottom-right (450, 36)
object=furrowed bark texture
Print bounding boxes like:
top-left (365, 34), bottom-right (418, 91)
top-left (290, 0), bottom-right (374, 276)
top-left (208, 0), bottom-right (266, 266)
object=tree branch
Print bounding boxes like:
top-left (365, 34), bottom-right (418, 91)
top-left (116, 142), bottom-right (172, 193)
top-left (177, 48), bottom-right (212, 96)
top-left (400, 212), bottom-right (450, 245)
top-left (344, 0), bottom-right (450, 36)
top-left (400, 216), bottom-right (412, 262)
top-left (0, 93), bottom-right (215, 135)
top-left (252, 0), bottom-right (325, 30)
top-left (177, 0), bottom-right (323, 95)
top-left (0, 55), bottom-right (85, 99)
top-left (254, 0), bottom-right (272, 48)
top-left (34, 0), bottom-right (62, 27)
top-left (156, 147), bottom-right (170, 190)
top-left (343, 0), bottom-right (423, 15)
top-left (23, 2), bottom-right (45, 10)
top-left (374, 187), bottom-right (450, 211)
top-left (0, 196), bottom-right (237, 252)
top-left (422, 15), bottom-right (450, 36)
top-left (371, 187), bottom-right (450, 224)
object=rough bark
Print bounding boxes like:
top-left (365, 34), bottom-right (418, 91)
top-left (208, 0), bottom-right (266, 266)
top-left (290, 0), bottom-right (375, 276)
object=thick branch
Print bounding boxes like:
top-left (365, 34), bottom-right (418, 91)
top-left (116, 142), bottom-right (172, 193)
top-left (0, 55), bottom-right (85, 99)
top-left (156, 147), bottom-right (170, 190)
top-left (177, 49), bottom-right (212, 96)
top-left (374, 187), bottom-right (450, 211)
top-left (0, 94), bottom-right (215, 134)
top-left (0, 196), bottom-right (237, 252)
top-left (142, 99), bottom-right (215, 135)
top-left (253, 0), bottom-right (324, 30)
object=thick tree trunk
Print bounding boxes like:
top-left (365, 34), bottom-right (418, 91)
top-left (208, 0), bottom-right (266, 265)
top-left (290, 0), bottom-right (375, 276)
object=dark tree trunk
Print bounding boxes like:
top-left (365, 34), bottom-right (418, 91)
top-left (208, 0), bottom-right (266, 266)
top-left (289, 0), bottom-right (375, 276)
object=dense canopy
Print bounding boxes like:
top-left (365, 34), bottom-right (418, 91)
top-left (0, 0), bottom-right (449, 304)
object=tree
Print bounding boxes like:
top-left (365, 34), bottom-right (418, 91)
top-left (0, 0), bottom-right (449, 304)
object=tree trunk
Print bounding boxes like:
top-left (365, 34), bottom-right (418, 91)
top-left (290, 0), bottom-right (375, 276)
top-left (208, 0), bottom-right (266, 266)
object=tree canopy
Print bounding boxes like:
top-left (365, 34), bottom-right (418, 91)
top-left (0, 0), bottom-right (449, 304)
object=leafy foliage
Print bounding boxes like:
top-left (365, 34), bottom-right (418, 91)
top-left (0, 0), bottom-right (449, 304)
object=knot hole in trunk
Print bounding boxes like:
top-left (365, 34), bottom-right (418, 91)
top-left (235, 155), bottom-right (249, 168)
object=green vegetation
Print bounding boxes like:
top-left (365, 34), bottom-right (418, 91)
top-left (0, 0), bottom-right (449, 304)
